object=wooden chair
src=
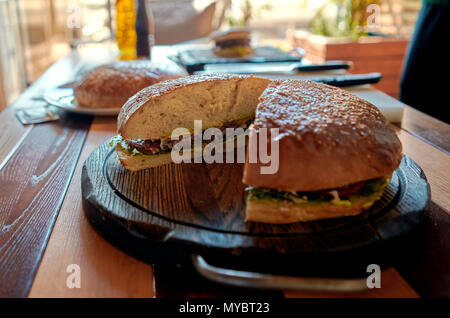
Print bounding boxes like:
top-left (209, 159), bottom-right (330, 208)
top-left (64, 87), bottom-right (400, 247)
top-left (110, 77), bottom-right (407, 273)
top-left (70, 0), bottom-right (230, 48)
top-left (150, 0), bottom-right (230, 45)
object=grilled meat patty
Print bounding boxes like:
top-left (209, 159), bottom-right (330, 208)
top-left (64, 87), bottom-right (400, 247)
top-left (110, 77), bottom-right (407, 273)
top-left (124, 117), bottom-right (253, 155)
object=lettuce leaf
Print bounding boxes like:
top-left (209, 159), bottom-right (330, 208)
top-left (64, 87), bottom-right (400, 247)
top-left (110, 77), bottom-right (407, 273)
top-left (246, 177), bottom-right (390, 207)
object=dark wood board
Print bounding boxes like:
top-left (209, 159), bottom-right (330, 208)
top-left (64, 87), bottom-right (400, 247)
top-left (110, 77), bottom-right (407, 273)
top-left (81, 140), bottom-right (430, 274)
top-left (392, 200), bottom-right (450, 298)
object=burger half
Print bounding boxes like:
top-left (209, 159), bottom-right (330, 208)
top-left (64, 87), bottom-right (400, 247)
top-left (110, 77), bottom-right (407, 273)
top-left (115, 74), bottom-right (270, 171)
top-left (243, 80), bottom-right (403, 223)
top-left (74, 60), bottom-right (186, 108)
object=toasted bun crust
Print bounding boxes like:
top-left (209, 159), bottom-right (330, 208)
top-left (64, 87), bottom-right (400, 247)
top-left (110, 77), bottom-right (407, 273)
top-left (242, 80), bottom-right (402, 192)
top-left (74, 61), bottom-right (187, 108)
top-left (246, 199), bottom-right (369, 224)
top-left (211, 28), bottom-right (251, 42)
top-left (118, 74), bottom-right (270, 140)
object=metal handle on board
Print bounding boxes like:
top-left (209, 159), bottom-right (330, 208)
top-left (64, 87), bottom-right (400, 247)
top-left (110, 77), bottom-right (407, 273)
top-left (192, 254), bottom-right (369, 292)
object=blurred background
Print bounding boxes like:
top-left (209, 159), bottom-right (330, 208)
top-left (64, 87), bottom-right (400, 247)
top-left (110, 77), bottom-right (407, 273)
top-left (0, 0), bottom-right (422, 111)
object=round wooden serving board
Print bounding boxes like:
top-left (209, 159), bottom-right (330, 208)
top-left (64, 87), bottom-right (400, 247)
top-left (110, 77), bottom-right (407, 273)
top-left (82, 140), bottom-right (430, 265)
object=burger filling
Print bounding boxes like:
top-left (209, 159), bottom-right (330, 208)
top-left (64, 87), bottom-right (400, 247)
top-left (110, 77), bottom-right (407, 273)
top-left (246, 177), bottom-right (390, 208)
top-left (112, 116), bottom-right (253, 156)
top-left (215, 38), bottom-right (250, 49)
top-left (124, 137), bottom-right (182, 155)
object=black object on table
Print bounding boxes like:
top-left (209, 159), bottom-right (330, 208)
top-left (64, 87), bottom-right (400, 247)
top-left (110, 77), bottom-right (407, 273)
top-left (171, 46), bottom-right (303, 74)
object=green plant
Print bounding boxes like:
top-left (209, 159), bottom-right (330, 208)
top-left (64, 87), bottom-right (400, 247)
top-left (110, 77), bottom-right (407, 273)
top-left (311, 0), bottom-right (380, 38)
top-left (226, 0), bottom-right (273, 27)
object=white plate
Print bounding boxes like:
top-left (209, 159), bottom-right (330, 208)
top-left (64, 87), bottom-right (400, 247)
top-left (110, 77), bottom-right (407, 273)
top-left (43, 87), bottom-right (121, 116)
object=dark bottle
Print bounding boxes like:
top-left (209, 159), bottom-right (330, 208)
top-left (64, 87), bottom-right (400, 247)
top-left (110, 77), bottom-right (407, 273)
top-left (135, 0), bottom-right (155, 59)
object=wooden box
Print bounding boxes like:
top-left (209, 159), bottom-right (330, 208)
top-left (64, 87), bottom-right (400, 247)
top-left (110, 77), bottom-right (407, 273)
top-left (287, 30), bottom-right (409, 98)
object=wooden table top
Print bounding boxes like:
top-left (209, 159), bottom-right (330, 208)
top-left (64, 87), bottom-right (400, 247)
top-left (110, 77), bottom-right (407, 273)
top-left (0, 46), bottom-right (449, 298)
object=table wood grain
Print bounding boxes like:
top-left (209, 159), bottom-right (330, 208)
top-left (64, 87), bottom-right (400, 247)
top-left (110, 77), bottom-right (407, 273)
top-left (401, 106), bottom-right (450, 154)
top-left (28, 117), bottom-right (153, 298)
top-left (0, 114), bottom-right (92, 297)
top-left (0, 46), bottom-right (448, 298)
top-left (397, 129), bottom-right (450, 212)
